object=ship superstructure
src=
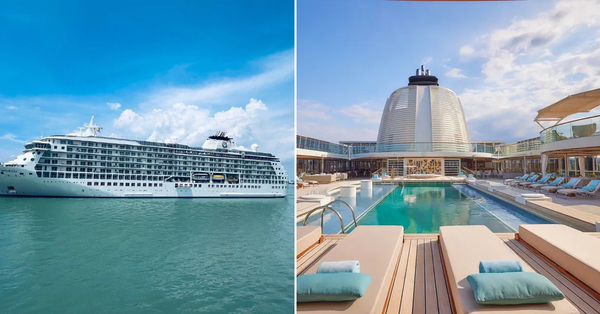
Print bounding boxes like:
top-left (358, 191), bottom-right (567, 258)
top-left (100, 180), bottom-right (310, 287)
top-left (0, 117), bottom-right (287, 198)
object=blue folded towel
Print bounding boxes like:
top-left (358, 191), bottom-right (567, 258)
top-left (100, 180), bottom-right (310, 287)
top-left (479, 260), bottom-right (523, 273)
top-left (317, 260), bottom-right (360, 274)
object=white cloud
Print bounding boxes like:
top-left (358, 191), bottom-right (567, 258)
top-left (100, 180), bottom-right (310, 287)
top-left (113, 99), bottom-right (267, 145)
top-left (107, 102), bottom-right (121, 110)
top-left (341, 103), bottom-right (382, 124)
top-left (459, 45), bottom-right (475, 57)
top-left (6, 106), bottom-right (17, 110)
top-left (455, 0), bottom-right (600, 142)
top-left (144, 49), bottom-right (294, 108)
top-left (421, 56), bottom-right (432, 65)
top-left (297, 99), bottom-right (332, 120)
top-left (445, 68), bottom-right (468, 79)
top-left (0, 133), bottom-right (25, 143)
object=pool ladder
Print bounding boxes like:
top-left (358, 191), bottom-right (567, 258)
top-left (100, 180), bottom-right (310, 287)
top-left (302, 200), bottom-right (358, 234)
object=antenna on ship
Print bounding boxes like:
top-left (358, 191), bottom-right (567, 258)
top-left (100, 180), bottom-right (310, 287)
top-left (83, 115), bottom-right (102, 136)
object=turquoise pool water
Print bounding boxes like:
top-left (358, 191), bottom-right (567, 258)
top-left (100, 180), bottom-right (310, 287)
top-left (359, 184), bottom-right (552, 233)
top-left (0, 190), bottom-right (294, 313)
top-left (301, 184), bottom-right (396, 234)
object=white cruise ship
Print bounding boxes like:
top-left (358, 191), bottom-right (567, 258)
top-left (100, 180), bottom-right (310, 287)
top-left (0, 117), bottom-right (287, 198)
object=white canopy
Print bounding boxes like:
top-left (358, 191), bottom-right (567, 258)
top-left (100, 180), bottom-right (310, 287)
top-left (535, 88), bottom-right (600, 126)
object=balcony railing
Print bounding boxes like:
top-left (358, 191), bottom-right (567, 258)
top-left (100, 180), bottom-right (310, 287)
top-left (297, 136), bottom-right (499, 156)
top-left (540, 114), bottom-right (600, 144)
top-left (495, 137), bottom-right (541, 155)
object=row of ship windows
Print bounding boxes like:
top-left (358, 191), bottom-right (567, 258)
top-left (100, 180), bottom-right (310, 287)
top-left (35, 172), bottom-right (283, 183)
top-left (41, 145), bottom-right (276, 162)
top-left (80, 182), bottom-right (285, 189)
top-left (44, 154), bottom-right (274, 166)
top-left (37, 167), bottom-right (276, 176)
top-left (37, 165), bottom-right (276, 176)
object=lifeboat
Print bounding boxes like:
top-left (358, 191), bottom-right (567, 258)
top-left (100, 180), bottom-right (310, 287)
top-left (212, 174), bottom-right (225, 181)
top-left (192, 172), bottom-right (210, 181)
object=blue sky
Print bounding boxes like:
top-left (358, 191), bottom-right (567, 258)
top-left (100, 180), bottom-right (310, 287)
top-left (0, 0), bottom-right (294, 176)
top-left (298, 0), bottom-right (600, 144)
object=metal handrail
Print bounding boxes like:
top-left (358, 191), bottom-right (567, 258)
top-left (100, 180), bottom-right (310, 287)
top-left (302, 199), bottom-right (358, 234)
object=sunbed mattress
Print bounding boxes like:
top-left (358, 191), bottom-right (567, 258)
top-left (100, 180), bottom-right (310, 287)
top-left (297, 226), bottom-right (322, 257)
top-left (520, 224), bottom-right (600, 294)
top-left (297, 226), bottom-right (404, 314)
top-left (439, 225), bottom-right (578, 314)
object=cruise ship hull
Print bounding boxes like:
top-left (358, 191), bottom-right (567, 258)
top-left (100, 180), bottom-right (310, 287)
top-left (0, 166), bottom-right (286, 198)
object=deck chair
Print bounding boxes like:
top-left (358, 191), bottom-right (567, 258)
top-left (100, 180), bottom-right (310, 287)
top-left (510, 174), bottom-right (538, 187)
top-left (518, 173), bottom-right (551, 189)
top-left (539, 177), bottom-right (580, 194)
top-left (503, 172), bottom-right (533, 185)
top-left (297, 226), bottom-right (404, 314)
top-left (297, 226), bottom-right (322, 258)
top-left (529, 176), bottom-right (563, 192)
top-left (519, 224), bottom-right (600, 295)
top-left (556, 179), bottom-right (600, 198)
top-left (439, 225), bottom-right (578, 314)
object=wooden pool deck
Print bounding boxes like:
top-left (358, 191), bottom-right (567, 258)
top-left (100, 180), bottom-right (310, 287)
top-left (297, 233), bottom-right (600, 314)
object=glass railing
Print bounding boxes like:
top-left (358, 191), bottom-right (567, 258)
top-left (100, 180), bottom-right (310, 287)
top-left (297, 136), bottom-right (502, 156)
top-left (495, 137), bottom-right (541, 155)
top-left (296, 136), bottom-right (349, 155)
top-left (540, 115), bottom-right (600, 144)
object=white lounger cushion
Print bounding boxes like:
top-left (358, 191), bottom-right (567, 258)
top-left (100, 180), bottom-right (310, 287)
top-left (297, 226), bottom-right (322, 256)
top-left (520, 224), bottom-right (600, 294)
top-left (297, 226), bottom-right (404, 314)
top-left (439, 225), bottom-right (578, 314)
top-left (520, 194), bottom-right (546, 198)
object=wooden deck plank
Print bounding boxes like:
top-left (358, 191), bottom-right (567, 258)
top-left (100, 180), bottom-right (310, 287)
top-left (424, 239), bottom-right (438, 314)
top-left (413, 239), bottom-right (426, 314)
top-left (431, 240), bottom-right (452, 314)
top-left (386, 239), bottom-right (412, 314)
top-left (399, 239), bottom-right (418, 314)
top-left (296, 239), bottom-right (339, 275)
top-left (297, 232), bottom-right (600, 314)
top-left (503, 238), bottom-right (600, 314)
top-left (296, 238), bottom-right (336, 269)
top-left (507, 238), bottom-right (600, 309)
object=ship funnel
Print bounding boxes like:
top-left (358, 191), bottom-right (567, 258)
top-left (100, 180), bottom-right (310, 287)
top-left (251, 144), bottom-right (258, 152)
top-left (415, 65), bottom-right (432, 76)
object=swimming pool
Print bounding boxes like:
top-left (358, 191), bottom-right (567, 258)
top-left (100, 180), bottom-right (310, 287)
top-left (358, 184), bottom-right (552, 233)
top-left (301, 184), bottom-right (396, 234)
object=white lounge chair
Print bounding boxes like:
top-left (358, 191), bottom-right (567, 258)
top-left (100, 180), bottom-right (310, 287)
top-left (539, 177), bottom-right (580, 194)
top-left (556, 179), bottom-right (600, 198)
top-left (518, 173), bottom-right (551, 189)
top-left (297, 226), bottom-right (404, 314)
top-left (439, 225), bottom-right (577, 314)
top-left (529, 176), bottom-right (564, 192)
top-left (519, 224), bottom-right (600, 295)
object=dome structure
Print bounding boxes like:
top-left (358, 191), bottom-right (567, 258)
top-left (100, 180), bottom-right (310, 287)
top-left (377, 65), bottom-right (470, 152)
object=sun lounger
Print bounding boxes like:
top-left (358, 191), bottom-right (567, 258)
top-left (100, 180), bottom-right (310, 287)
top-left (297, 226), bottom-right (404, 314)
top-left (529, 176), bottom-right (564, 192)
top-left (297, 226), bottom-right (322, 258)
top-left (556, 179), bottom-right (600, 198)
top-left (439, 225), bottom-right (578, 314)
top-left (503, 172), bottom-right (533, 185)
top-left (509, 174), bottom-right (539, 187)
top-left (539, 177), bottom-right (580, 194)
top-left (519, 224), bottom-right (600, 294)
top-left (518, 173), bottom-right (551, 189)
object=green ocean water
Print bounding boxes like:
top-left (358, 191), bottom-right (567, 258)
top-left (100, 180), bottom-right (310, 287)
top-left (0, 190), bottom-right (294, 313)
